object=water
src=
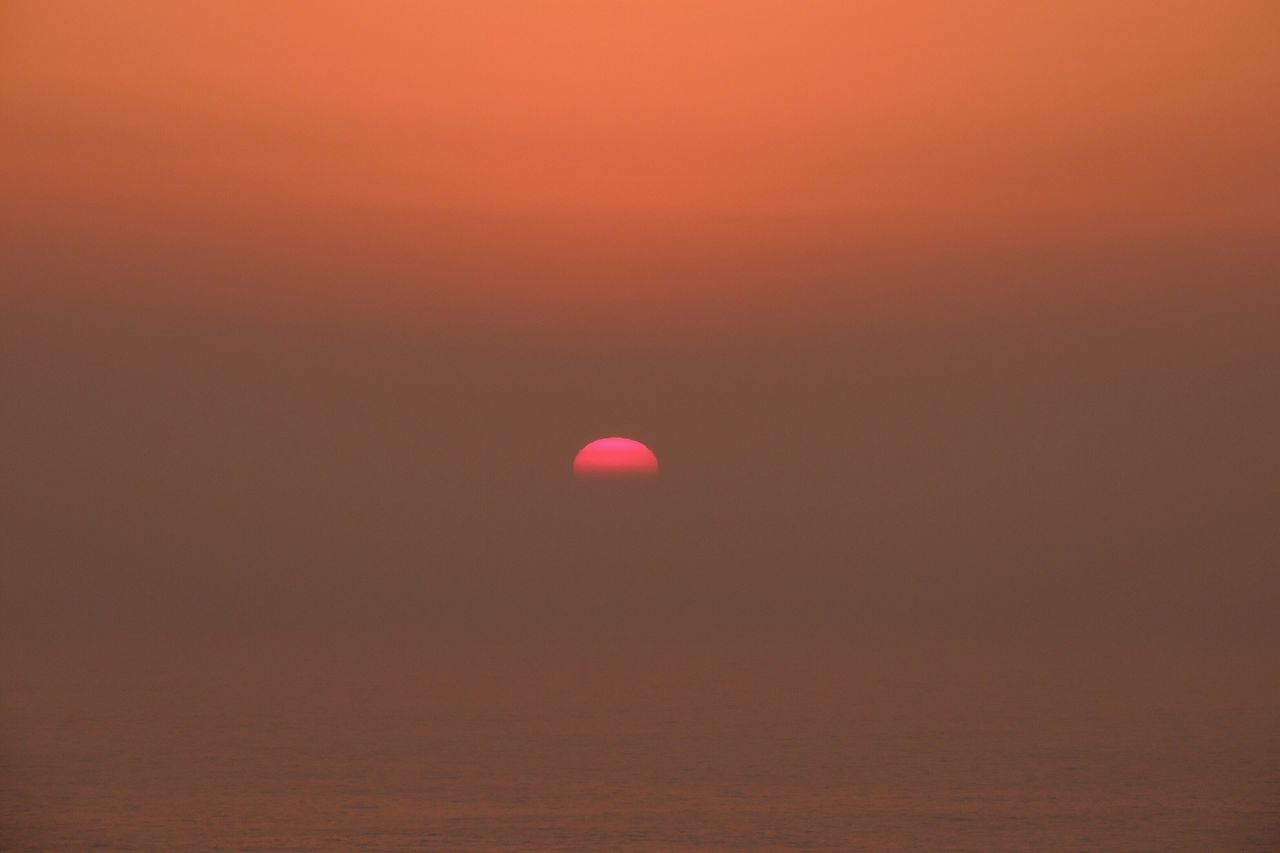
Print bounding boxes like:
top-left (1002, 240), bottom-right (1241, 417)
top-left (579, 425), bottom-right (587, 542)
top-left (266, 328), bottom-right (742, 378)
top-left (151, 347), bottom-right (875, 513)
top-left (3, 642), bottom-right (1277, 850)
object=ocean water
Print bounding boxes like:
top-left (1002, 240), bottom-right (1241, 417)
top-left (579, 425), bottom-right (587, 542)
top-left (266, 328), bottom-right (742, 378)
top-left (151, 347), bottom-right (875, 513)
top-left (3, 642), bottom-right (1277, 851)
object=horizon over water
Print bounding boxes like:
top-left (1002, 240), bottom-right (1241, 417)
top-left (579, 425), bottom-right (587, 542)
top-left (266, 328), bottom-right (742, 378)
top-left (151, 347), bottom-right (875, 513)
top-left (4, 635), bottom-right (1277, 849)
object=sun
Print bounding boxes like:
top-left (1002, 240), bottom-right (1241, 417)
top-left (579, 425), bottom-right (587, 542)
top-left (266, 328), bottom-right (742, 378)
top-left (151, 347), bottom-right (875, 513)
top-left (573, 437), bottom-right (659, 480)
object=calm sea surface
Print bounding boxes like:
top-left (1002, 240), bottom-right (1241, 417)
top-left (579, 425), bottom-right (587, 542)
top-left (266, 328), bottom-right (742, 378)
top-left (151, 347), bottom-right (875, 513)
top-left (3, 642), bottom-right (1277, 850)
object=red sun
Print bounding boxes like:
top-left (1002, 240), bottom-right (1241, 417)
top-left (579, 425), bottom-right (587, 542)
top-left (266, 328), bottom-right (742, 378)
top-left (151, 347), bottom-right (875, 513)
top-left (573, 437), bottom-right (659, 480)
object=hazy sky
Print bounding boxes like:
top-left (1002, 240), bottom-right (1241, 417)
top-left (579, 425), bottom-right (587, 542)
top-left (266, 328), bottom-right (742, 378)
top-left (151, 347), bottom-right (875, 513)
top-left (2, 1), bottom-right (1277, 659)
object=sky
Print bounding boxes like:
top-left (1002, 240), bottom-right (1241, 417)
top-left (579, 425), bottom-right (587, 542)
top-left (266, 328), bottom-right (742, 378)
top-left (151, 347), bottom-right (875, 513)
top-left (4, 1), bottom-right (1278, 317)
top-left (2, 1), bottom-right (1278, 662)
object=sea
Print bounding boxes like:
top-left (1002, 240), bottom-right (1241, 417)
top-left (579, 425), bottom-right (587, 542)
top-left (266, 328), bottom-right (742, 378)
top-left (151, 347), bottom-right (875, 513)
top-left (3, 639), bottom-right (1277, 850)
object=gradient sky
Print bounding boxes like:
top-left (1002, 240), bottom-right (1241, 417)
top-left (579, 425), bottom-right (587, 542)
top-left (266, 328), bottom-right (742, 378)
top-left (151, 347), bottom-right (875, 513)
top-left (4, 0), bottom-right (1278, 321)
top-left (2, 1), bottom-right (1278, 657)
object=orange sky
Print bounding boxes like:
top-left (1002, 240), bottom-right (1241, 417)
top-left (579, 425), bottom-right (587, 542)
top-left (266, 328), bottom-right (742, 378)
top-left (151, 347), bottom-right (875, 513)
top-left (3, 1), bottom-right (1278, 315)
